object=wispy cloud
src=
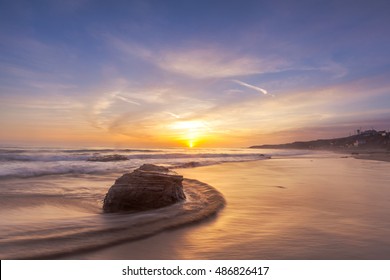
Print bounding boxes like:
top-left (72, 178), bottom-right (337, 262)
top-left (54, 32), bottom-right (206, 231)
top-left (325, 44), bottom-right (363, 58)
top-left (107, 37), bottom-right (287, 79)
top-left (232, 79), bottom-right (271, 96)
top-left (88, 91), bottom-right (141, 129)
top-left (0, 95), bottom-right (83, 111)
top-left (155, 48), bottom-right (265, 79)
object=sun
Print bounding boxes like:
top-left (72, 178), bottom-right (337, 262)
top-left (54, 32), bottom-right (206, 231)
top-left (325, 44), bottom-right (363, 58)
top-left (170, 120), bottom-right (207, 148)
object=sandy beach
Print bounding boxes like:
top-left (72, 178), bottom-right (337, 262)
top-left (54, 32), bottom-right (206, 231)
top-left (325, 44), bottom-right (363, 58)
top-left (67, 153), bottom-right (390, 260)
top-left (327, 148), bottom-right (390, 163)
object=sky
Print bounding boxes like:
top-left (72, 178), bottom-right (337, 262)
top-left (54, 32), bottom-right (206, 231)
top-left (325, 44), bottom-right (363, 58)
top-left (0, 0), bottom-right (389, 148)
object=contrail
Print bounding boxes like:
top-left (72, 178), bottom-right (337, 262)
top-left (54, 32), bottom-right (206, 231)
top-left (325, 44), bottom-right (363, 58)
top-left (165, 111), bottom-right (181, 119)
top-left (115, 94), bottom-right (141, 106)
top-left (232, 79), bottom-right (269, 95)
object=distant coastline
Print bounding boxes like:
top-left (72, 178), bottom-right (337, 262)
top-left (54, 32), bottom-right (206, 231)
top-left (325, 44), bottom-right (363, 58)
top-left (250, 129), bottom-right (390, 162)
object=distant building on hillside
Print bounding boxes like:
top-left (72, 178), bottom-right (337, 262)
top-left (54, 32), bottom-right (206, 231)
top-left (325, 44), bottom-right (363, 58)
top-left (378, 130), bottom-right (387, 137)
top-left (361, 129), bottom-right (378, 136)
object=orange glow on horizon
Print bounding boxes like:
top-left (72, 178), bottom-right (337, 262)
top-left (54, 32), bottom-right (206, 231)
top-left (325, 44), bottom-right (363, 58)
top-left (169, 120), bottom-right (208, 148)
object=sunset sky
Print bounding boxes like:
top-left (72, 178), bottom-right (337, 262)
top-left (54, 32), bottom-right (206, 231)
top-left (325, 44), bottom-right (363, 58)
top-left (1, 0), bottom-right (389, 148)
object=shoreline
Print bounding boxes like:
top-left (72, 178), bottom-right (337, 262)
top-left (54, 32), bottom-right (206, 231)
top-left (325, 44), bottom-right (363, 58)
top-left (67, 155), bottom-right (390, 259)
top-left (349, 151), bottom-right (390, 162)
top-left (1, 178), bottom-right (225, 260)
top-left (253, 147), bottom-right (390, 163)
top-left (331, 149), bottom-right (390, 162)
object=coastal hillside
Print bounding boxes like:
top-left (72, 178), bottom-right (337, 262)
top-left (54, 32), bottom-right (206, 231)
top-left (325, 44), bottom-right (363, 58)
top-left (250, 130), bottom-right (390, 150)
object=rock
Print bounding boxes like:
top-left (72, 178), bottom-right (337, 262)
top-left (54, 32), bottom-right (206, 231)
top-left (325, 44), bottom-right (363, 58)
top-left (87, 154), bottom-right (128, 162)
top-left (103, 164), bottom-right (186, 212)
top-left (177, 161), bottom-right (201, 168)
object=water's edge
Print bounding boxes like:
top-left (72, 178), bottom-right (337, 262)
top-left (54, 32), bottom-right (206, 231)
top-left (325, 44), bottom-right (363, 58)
top-left (8, 178), bottom-right (225, 260)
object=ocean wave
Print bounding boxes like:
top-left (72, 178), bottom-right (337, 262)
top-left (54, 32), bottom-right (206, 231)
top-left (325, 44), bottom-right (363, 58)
top-left (0, 161), bottom-right (137, 178)
top-left (0, 150), bottom-right (270, 178)
top-left (0, 149), bottom-right (266, 163)
top-left (0, 178), bottom-right (225, 259)
top-left (0, 148), bottom-right (159, 153)
top-left (87, 154), bottom-right (129, 162)
top-left (0, 150), bottom-right (158, 162)
top-left (62, 149), bottom-right (159, 153)
top-left (126, 152), bottom-right (267, 160)
top-left (0, 154), bottom-right (91, 162)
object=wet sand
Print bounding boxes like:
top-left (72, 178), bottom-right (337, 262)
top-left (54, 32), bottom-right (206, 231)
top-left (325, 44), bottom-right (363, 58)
top-left (68, 154), bottom-right (390, 259)
top-left (351, 151), bottom-right (390, 162)
top-left (329, 148), bottom-right (390, 162)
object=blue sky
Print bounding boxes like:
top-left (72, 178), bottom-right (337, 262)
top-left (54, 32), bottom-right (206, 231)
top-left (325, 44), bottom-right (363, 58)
top-left (1, 0), bottom-right (389, 147)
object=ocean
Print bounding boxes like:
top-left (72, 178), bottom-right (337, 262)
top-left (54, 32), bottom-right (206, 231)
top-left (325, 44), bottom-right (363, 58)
top-left (0, 147), bottom-right (276, 178)
top-left (0, 146), bottom-right (286, 259)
